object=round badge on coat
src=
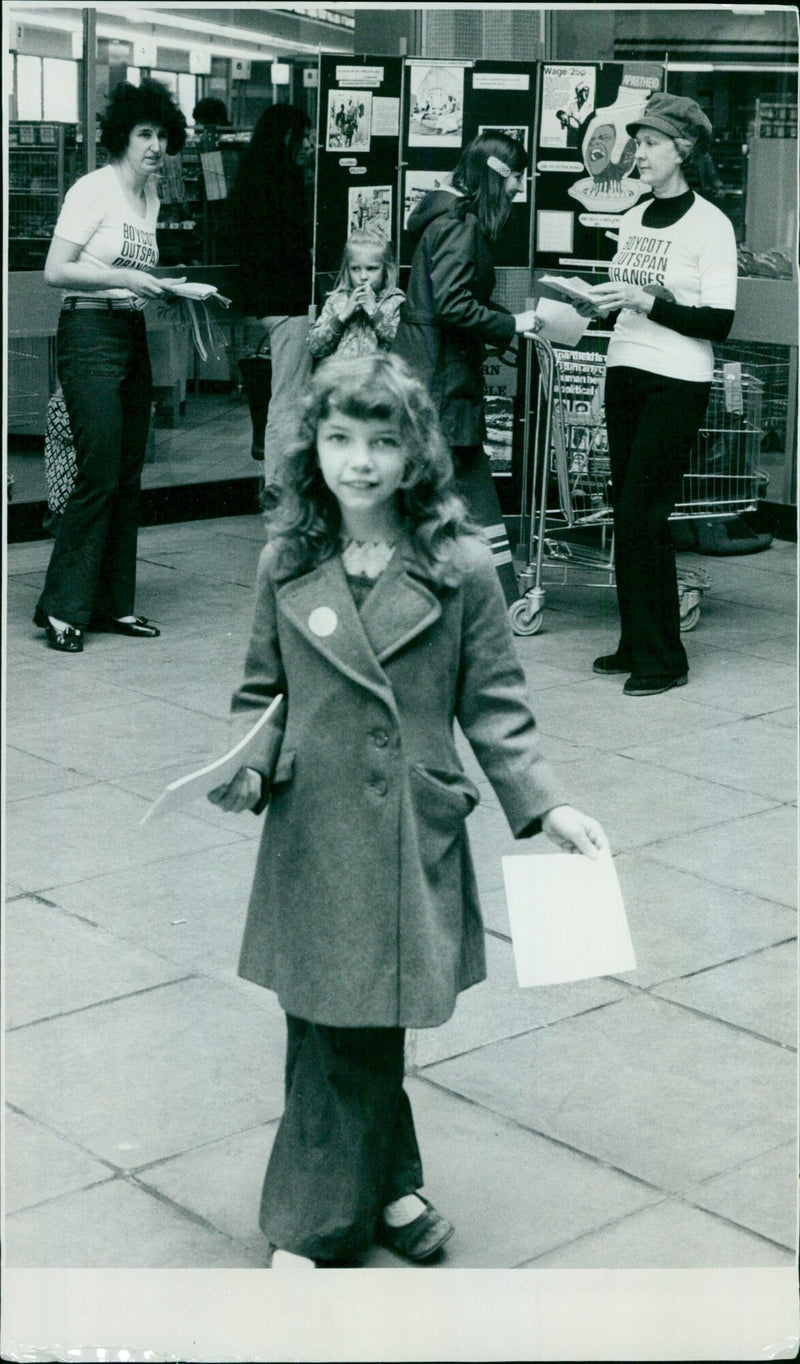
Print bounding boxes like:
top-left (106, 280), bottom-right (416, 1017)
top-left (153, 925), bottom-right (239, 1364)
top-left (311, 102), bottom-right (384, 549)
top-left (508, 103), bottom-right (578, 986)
top-left (308, 606), bottom-right (338, 637)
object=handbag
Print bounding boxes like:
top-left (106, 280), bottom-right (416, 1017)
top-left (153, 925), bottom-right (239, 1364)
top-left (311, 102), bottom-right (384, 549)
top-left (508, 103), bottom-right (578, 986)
top-left (44, 388), bottom-right (77, 516)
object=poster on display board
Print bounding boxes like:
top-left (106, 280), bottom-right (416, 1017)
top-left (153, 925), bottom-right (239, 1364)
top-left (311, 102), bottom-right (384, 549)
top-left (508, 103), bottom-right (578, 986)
top-left (315, 54), bottom-right (404, 280)
top-left (533, 63), bottom-right (664, 271)
top-left (400, 58), bottom-right (538, 268)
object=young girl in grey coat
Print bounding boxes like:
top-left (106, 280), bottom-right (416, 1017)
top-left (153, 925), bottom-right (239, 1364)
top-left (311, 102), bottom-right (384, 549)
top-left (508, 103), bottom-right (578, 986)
top-left (209, 352), bottom-right (608, 1268)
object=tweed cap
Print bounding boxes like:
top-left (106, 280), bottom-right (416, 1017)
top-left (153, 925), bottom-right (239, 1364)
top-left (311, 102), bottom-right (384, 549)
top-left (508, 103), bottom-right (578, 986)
top-left (627, 93), bottom-right (713, 151)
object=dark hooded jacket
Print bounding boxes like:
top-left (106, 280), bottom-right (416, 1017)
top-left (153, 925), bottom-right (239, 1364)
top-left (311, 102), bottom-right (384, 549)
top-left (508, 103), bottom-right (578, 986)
top-left (393, 190), bottom-right (516, 447)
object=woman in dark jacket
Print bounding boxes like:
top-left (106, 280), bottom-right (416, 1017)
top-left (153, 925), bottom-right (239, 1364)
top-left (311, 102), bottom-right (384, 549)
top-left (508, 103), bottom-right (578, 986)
top-left (229, 105), bottom-right (314, 477)
top-left (393, 132), bottom-right (538, 604)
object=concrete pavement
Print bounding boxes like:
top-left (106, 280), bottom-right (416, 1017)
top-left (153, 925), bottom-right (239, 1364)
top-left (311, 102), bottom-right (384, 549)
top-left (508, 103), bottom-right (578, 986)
top-left (4, 516), bottom-right (797, 1275)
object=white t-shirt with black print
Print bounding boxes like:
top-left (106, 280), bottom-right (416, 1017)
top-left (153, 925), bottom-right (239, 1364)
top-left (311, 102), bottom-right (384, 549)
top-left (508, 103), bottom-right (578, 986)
top-left (55, 164), bottom-right (160, 301)
top-left (606, 193), bottom-right (738, 382)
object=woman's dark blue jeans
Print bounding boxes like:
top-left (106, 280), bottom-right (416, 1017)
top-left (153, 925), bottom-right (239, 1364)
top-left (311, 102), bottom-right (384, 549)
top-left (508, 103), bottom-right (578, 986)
top-left (38, 308), bottom-right (152, 627)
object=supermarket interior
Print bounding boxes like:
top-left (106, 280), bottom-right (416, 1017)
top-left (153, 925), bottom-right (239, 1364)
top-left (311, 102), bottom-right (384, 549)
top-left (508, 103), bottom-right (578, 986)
top-left (5, 3), bottom-right (798, 543)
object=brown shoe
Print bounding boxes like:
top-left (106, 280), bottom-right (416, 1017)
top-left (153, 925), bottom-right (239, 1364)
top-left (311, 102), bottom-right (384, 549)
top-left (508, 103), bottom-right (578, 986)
top-left (375, 1198), bottom-right (454, 1262)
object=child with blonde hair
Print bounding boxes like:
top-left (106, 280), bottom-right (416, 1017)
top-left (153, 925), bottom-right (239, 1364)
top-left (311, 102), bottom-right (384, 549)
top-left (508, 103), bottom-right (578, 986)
top-left (308, 228), bottom-right (404, 359)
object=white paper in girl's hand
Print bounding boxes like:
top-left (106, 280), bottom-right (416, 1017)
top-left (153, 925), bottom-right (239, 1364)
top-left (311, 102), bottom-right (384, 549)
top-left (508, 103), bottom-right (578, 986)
top-left (533, 297), bottom-right (589, 347)
top-left (501, 850), bottom-right (635, 986)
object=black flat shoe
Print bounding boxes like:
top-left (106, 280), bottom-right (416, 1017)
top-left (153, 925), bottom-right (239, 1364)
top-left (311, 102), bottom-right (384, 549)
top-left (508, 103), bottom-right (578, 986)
top-left (623, 673), bottom-right (688, 696)
top-left (33, 606), bottom-right (83, 653)
top-left (251, 444), bottom-right (265, 461)
top-left (375, 1198), bottom-right (454, 1262)
top-left (593, 651), bottom-right (633, 675)
top-left (90, 614), bottom-right (161, 638)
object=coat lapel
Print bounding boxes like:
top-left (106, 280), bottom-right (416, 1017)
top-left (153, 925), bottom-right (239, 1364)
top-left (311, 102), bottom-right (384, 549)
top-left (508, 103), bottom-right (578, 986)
top-left (359, 546), bottom-right (442, 664)
top-left (277, 548), bottom-right (442, 691)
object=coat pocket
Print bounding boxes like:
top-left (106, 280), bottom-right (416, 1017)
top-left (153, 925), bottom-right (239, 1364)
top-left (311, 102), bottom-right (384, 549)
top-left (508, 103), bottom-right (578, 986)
top-left (411, 765), bottom-right (480, 820)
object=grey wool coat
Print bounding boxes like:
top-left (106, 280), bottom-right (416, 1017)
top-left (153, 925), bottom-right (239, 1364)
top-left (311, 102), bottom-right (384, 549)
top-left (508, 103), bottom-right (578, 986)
top-left (230, 534), bottom-right (563, 1030)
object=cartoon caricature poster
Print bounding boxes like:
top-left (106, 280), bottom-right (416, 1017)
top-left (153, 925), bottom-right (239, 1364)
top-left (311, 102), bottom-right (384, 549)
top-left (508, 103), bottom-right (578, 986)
top-left (534, 62), bottom-right (664, 269)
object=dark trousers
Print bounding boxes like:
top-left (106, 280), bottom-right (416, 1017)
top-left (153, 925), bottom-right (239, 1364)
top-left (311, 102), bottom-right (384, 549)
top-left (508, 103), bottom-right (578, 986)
top-left (259, 1014), bottom-right (423, 1262)
top-left (452, 444), bottom-right (518, 606)
top-left (604, 366), bottom-right (711, 678)
top-left (38, 309), bottom-right (152, 627)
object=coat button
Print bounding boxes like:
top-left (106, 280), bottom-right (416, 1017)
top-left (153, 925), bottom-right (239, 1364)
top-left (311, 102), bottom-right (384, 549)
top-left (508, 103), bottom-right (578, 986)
top-left (371, 778), bottom-right (388, 796)
top-left (372, 729), bottom-right (390, 748)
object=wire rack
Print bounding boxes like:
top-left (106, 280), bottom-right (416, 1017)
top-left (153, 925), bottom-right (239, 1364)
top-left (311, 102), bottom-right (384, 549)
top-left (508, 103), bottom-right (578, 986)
top-left (8, 344), bottom-right (46, 425)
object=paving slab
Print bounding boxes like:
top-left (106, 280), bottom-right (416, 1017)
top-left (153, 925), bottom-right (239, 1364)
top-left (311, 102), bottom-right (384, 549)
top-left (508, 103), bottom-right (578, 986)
top-left (423, 994), bottom-right (796, 1192)
top-left (684, 1142), bottom-right (798, 1249)
top-left (709, 573), bottom-right (797, 614)
top-left (4, 1177), bottom-right (266, 1268)
top-left (525, 678), bottom-right (734, 752)
top-left (691, 598), bottom-right (794, 652)
top-left (528, 1197), bottom-right (793, 1268)
top-left (4, 1108), bottom-right (114, 1215)
top-left (5, 663), bottom-right (146, 726)
top-left (530, 750), bottom-right (775, 853)
top-left (408, 934), bottom-right (628, 1069)
top-left (5, 782), bottom-right (243, 892)
top-left (5, 745), bottom-right (97, 802)
top-left (371, 1077), bottom-right (662, 1268)
top-left (5, 976), bottom-right (288, 1168)
top-left (10, 696), bottom-right (232, 781)
top-left (653, 941), bottom-right (797, 1048)
top-left (138, 1122), bottom-right (277, 1243)
top-left (621, 717), bottom-right (797, 804)
top-left (664, 651), bottom-right (797, 719)
top-left (606, 855), bottom-right (797, 989)
top-left (5, 897), bottom-right (187, 1029)
top-left (760, 706), bottom-right (800, 730)
top-left (648, 804), bottom-right (797, 909)
top-left (133, 536), bottom-right (263, 587)
top-left (49, 840), bottom-right (260, 974)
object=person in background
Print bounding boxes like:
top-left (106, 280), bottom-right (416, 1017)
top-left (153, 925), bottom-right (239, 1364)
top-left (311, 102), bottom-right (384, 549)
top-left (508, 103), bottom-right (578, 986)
top-left (228, 105), bottom-right (314, 474)
top-left (192, 97), bottom-right (230, 130)
top-left (587, 93), bottom-right (738, 696)
top-left (208, 352), bottom-right (608, 1268)
top-left (392, 132), bottom-right (539, 606)
top-left (34, 79), bottom-right (187, 653)
top-left (308, 228), bottom-right (404, 360)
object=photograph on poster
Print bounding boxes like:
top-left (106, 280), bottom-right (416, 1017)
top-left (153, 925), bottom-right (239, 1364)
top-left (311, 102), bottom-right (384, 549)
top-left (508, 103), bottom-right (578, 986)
top-left (408, 63), bottom-right (464, 146)
top-left (540, 65), bottom-right (596, 149)
top-left (326, 89), bottom-right (373, 152)
top-left (348, 185), bottom-right (392, 236)
top-left (403, 170), bottom-right (449, 227)
top-left (478, 125), bottom-right (529, 202)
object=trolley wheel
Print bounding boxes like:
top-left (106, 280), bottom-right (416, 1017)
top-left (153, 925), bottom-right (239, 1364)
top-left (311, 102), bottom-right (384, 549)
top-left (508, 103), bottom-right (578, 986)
top-left (509, 598), bottom-right (543, 635)
top-left (680, 604), bottom-right (701, 632)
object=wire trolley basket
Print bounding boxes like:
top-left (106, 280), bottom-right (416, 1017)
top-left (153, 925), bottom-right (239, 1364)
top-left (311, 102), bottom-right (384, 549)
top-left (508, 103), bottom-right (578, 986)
top-left (510, 335), bottom-right (768, 637)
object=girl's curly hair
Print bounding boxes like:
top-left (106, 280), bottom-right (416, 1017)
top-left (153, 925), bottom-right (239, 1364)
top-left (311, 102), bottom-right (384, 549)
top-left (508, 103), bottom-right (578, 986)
top-left (100, 79), bottom-right (187, 158)
top-left (265, 353), bottom-right (480, 585)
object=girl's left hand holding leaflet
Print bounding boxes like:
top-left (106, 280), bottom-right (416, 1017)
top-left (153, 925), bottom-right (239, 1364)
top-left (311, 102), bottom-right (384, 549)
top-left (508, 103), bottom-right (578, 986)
top-left (541, 804), bottom-right (610, 858)
top-left (208, 766), bottom-right (263, 812)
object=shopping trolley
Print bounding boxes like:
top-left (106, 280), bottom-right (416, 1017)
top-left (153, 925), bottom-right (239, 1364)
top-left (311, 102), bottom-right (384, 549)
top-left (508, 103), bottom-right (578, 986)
top-left (509, 334), bottom-right (766, 636)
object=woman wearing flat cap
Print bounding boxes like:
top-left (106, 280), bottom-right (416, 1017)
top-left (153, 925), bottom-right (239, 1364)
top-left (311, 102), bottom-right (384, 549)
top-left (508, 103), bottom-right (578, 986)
top-left (587, 93), bottom-right (737, 696)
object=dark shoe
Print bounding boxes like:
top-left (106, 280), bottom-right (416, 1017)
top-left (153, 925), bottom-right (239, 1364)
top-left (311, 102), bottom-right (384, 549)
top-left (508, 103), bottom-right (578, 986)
top-left (375, 1198), bottom-right (454, 1262)
top-left (623, 673), bottom-right (688, 696)
top-left (34, 606), bottom-right (83, 653)
top-left (593, 651), bottom-right (632, 675)
top-left (251, 444), bottom-right (265, 461)
top-left (90, 614), bottom-right (160, 638)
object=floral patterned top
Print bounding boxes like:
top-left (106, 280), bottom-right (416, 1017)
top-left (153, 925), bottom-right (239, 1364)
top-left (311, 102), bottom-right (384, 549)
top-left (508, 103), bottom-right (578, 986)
top-left (308, 287), bottom-right (405, 359)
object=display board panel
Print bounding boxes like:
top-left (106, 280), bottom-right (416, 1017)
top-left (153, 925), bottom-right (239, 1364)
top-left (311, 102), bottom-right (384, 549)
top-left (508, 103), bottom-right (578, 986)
top-left (399, 58), bottom-right (538, 268)
top-left (315, 54), bottom-right (404, 281)
top-left (533, 62), bottom-right (663, 272)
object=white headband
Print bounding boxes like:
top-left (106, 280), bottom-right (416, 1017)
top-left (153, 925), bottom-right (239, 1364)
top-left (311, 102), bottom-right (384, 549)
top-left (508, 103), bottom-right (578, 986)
top-left (487, 154), bottom-right (512, 178)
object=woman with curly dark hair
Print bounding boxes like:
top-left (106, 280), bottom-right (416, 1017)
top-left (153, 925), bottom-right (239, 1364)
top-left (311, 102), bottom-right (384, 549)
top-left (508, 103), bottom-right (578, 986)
top-left (34, 79), bottom-right (186, 652)
top-left (393, 131), bottom-right (540, 606)
top-left (229, 104), bottom-right (314, 473)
